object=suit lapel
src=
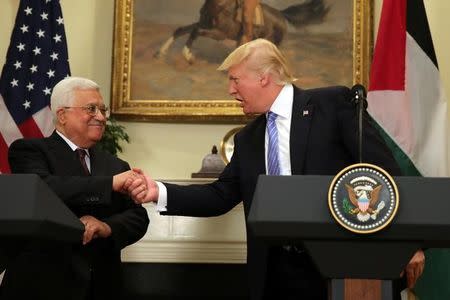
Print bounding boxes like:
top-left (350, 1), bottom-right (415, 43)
top-left (290, 86), bottom-right (314, 174)
top-left (242, 115), bottom-right (266, 175)
top-left (48, 132), bottom-right (86, 176)
top-left (253, 116), bottom-right (266, 175)
top-left (89, 146), bottom-right (107, 176)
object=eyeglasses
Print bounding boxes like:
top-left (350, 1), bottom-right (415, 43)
top-left (64, 104), bottom-right (110, 117)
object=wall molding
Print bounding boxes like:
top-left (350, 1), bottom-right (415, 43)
top-left (122, 179), bottom-right (247, 264)
top-left (122, 240), bottom-right (247, 264)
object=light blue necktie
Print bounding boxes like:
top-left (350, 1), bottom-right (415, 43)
top-left (267, 111), bottom-right (280, 175)
top-left (268, 112), bottom-right (300, 253)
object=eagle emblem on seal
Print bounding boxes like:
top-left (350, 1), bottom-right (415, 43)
top-left (328, 163), bottom-right (399, 234)
top-left (344, 176), bottom-right (385, 222)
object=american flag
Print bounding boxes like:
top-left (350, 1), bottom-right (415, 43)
top-left (0, 0), bottom-right (70, 173)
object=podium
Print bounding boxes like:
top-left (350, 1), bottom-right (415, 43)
top-left (0, 174), bottom-right (84, 273)
top-left (248, 175), bottom-right (450, 299)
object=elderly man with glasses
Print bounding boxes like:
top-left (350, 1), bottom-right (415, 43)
top-left (3, 77), bottom-right (149, 300)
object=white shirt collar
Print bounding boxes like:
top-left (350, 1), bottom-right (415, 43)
top-left (267, 83), bottom-right (293, 120)
top-left (56, 130), bottom-right (90, 156)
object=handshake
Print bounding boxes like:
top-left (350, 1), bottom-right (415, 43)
top-left (112, 168), bottom-right (158, 204)
top-left (79, 168), bottom-right (156, 245)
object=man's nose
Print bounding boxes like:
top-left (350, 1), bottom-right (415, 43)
top-left (228, 82), bottom-right (237, 96)
top-left (94, 109), bottom-right (106, 121)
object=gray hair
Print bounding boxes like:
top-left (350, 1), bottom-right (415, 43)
top-left (50, 76), bottom-right (100, 122)
top-left (217, 38), bottom-right (297, 85)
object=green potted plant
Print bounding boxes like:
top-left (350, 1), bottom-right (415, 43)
top-left (97, 118), bottom-right (130, 156)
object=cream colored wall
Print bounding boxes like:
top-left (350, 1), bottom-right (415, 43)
top-left (1, 0), bottom-right (450, 179)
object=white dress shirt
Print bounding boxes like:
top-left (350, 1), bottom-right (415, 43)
top-left (265, 83), bottom-right (293, 176)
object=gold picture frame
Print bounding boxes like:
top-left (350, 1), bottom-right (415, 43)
top-left (111, 0), bottom-right (373, 123)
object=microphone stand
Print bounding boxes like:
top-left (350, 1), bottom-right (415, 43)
top-left (350, 85), bottom-right (367, 163)
top-left (357, 93), bottom-right (364, 163)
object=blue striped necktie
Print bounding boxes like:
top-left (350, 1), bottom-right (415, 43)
top-left (267, 111), bottom-right (280, 175)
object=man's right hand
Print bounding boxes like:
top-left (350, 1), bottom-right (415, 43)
top-left (129, 173), bottom-right (159, 204)
top-left (142, 174), bottom-right (159, 203)
top-left (112, 169), bottom-right (159, 204)
top-left (112, 169), bottom-right (145, 194)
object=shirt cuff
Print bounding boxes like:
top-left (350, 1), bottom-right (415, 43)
top-left (155, 181), bottom-right (167, 212)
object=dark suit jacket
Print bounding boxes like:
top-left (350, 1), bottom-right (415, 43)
top-left (2, 132), bottom-right (149, 300)
top-left (163, 85), bottom-right (401, 300)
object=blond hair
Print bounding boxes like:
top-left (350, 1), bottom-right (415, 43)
top-left (217, 39), bottom-right (297, 85)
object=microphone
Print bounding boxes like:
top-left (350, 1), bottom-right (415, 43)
top-left (350, 84), bottom-right (368, 109)
top-left (350, 84), bottom-right (367, 163)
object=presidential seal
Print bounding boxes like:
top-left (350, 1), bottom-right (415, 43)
top-left (328, 163), bottom-right (399, 234)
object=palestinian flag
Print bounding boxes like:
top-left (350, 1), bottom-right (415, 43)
top-left (368, 0), bottom-right (448, 177)
top-left (367, 0), bottom-right (450, 298)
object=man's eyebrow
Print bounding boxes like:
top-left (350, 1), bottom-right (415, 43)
top-left (229, 75), bottom-right (239, 80)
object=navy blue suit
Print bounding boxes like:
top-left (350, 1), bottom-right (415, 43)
top-left (163, 85), bottom-right (400, 299)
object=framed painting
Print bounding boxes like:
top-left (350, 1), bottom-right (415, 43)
top-left (111, 0), bottom-right (373, 123)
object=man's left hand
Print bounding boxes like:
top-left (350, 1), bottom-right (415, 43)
top-left (401, 249), bottom-right (425, 288)
top-left (80, 215), bottom-right (112, 245)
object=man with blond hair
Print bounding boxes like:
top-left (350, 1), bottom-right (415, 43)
top-left (137, 39), bottom-right (423, 299)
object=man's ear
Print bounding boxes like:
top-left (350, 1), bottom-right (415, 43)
top-left (259, 73), bottom-right (270, 87)
top-left (56, 108), bottom-right (66, 125)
